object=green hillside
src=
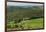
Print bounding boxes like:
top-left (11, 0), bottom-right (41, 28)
top-left (7, 6), bottom-right (44, 30)
top-left (7, 18), bottom-right (43, 30)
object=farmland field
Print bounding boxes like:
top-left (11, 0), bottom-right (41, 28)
top-left (19, 18), bottom-right (43, 29)
top-left (7, 18), bottom-right (44, 30)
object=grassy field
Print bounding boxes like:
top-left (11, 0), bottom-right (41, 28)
top-left (7, 18), bottom-right (44, 30)
top-left (18, 18), bottom-right (43, 29)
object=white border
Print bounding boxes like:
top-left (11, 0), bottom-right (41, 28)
top-left (0, 0), bottom-right (5, 32)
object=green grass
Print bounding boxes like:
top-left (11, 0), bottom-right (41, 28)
top-left (18, 18), bottom-right (43, 29)
top-left (7, 18), bottom-right (44, 30)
